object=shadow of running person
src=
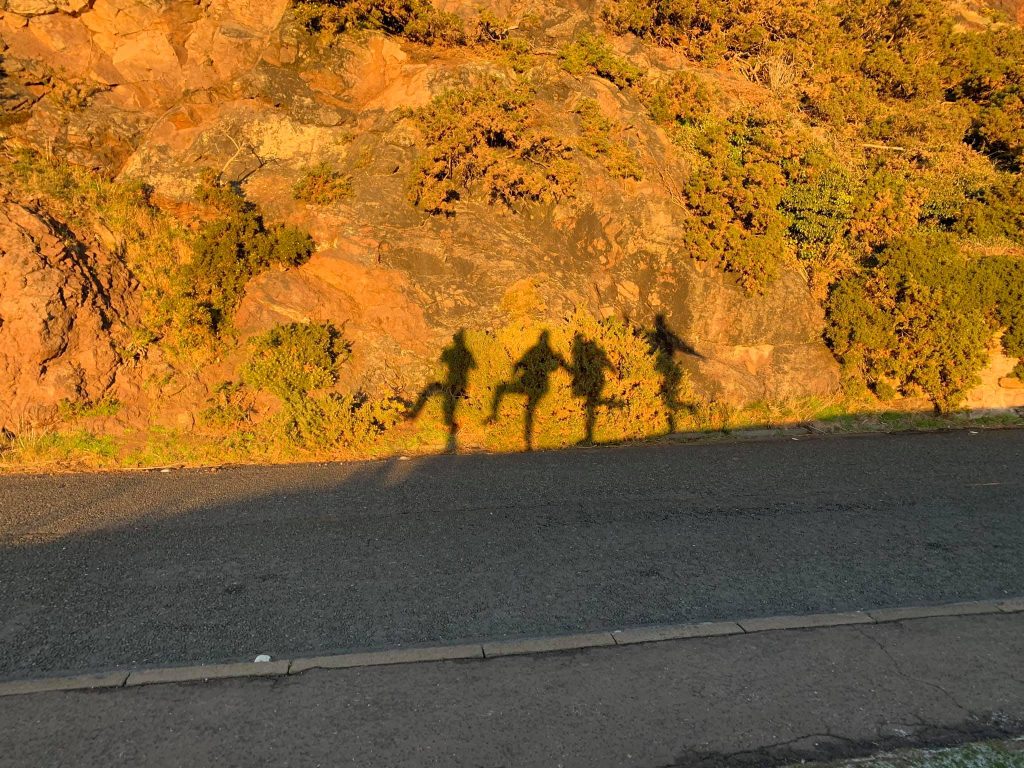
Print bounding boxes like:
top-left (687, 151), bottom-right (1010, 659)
top-left (647, 314), bottom-right (702, 434)
top-left (488, 330), bottom-right (567, 451)
top-left (408, 330), bottom-right (477, 453)
top-left (568, 333), bottom-right (619, 445)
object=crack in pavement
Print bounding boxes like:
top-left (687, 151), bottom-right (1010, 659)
top-left (852, 625), bottom-right (974, 717)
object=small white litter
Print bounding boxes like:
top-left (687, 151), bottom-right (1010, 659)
top-left (254, 654), bottom-right (272, 663)
top-left (160, 468), bottom-right (171, 473)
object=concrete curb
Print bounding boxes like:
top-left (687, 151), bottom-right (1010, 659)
top-left (125, 660), bottom-right (290, 687)
top-left (867, 601), bottom-right (1002, 622)
top-left (0, 671), bottom-right (128, 697)
top-left (739, 610), bottom-right (873, 632)
top-left (483, 632), bottom-right (616, 658)
top-left (290, 644), bottom-right (483, 673)
top-left (2, 597), bottom-right (1020, 698)
top-left (612, 621), bottom-right (743, 645)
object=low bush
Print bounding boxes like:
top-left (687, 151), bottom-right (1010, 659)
top-left (184, 181), bottom-right (314, 335)
top-left (602, 0), bottom-right (817, 61)
top-left (559, 33), bottom-right (645, 89)
top-left (57, 398), bottom-right (121, 421)
top-left (574, 98), bottom-right (643, 180)
top-left (241, 322), bottom-right (403, 451)
top-left (824, 233), bottom-right (1024, 412)
top-left (294, 0), bottom-right (465, 45)
top-left (292, 163), bottom-right (353, 205)
top-left (641, 71), bottom-right (715, 142)
top-left (411, 78), bottom-right (576, 214)
top-left (949, 26), bottom-right (1024, 172)
top-left (676, 112), bottom-right (799, 291)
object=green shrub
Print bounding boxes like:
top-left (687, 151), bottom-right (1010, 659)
top-left (602, 0), bottom-right (817, 61)
top-left (780, 157), bottom-right (855, 266)
top-left (948, 173), bottom-right (1024, 243)
top-left (273, 391), bottom-right (405, 450)
top-left (201, 382), bottom-right (254, 428)
top-left (293, 163), bottom-right (353, 205)
top-left (294, 0), bottom-right (465, 45)
top-left (559, 33), bottom-right (644, 89)
top-left (57, 398), bottom-right (121, 421)
top-left (641, 71), bottom-right (716, 140)
top-left (242, 323), bottom-right (348, 401)
top-left (574, 98), bottom-right (643, 180)
top-left (241, 323), bottom-right (403, 450)
top-left (474, 11), bottom-right (536, 73)
top-left (823, 233), bottom-right (1022, 412)
top-left (411, 78), bottom-right (576, 214)
top-left (677, 112), bottom-right (798, 291)
top-left (949, 26), bottom-right (1024, 172)
top-left (185, 181), bottom-right (314, 334)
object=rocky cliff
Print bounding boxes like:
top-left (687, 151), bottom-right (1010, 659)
top-left (0, 0), bottom-right (1021, 452)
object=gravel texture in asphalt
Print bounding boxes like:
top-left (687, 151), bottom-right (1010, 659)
top-left (1, 429), bottom-right (1023, 679)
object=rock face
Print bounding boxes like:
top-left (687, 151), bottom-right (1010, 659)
top-left (0, 200), bottom-right (130, 428)
top-left (0, 0), bottom-right (291, 108)
top-left (994, 0), bottom-right (1024, 23)
top-left (12, 0), bottom-right (1020, 434)
top-left (0, 0), bottom-right (869, 428)
top-left (965, 336), bottom-right (1024, 410)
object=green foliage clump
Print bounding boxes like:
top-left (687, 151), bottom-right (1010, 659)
top-left (474, 11), bottom-right (536, 73)
top-left (294, 0), bottom-right (465, 45)
top-left (602, 0), bottom-right (816, 61)
top-left (242, 322), bottom-right (348, 401)
top-left (780, 156), bottom-right (856, 271)
top-left (824, 234), bottom-right (1024, 412)
top-left (949, 26), bottom-right (1024, 172)
top-left (57, 398), bottom-right (121, 421)
top-left (678, 112), bottom-right (799, 291)
top-left (574, 98), bottom-right (643, 180)
top-left (411, 78), bottom-right (576, 215)
top-left (185, 181), bottom-right (315, 335)
top-left (949, 173), bottom-right (1024, 243)
top-left (293, 163), bottom-right (353, 205)
top-left (201, 382), bottom-right (254, 428)
top-left (242, 323), bottom-right (403, 450)
top-left (559, 33), bottom-right (645, 89)
top-left (641, 71), bottom-right (715, 141)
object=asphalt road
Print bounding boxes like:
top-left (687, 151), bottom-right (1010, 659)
top-left (2, 429), bottom-right (1023, 680)
top-left (3, 613), bottom-right (1023, 767)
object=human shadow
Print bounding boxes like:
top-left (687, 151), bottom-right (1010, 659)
top-left (568, 333), bottom-right (620, 445)
top-left (409, 330), bottom-right (477, 453)
top-left (647, 314), bottom-right (701, 434)
top-left (488, 330), bottom-right (567, 451)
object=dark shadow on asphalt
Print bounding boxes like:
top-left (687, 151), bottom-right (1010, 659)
top-left (2, 430), bottom-right (1024, 680)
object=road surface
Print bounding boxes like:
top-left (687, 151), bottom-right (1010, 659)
top-left (2, 429), bottom-right (1023, 680)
